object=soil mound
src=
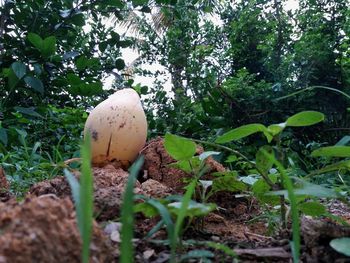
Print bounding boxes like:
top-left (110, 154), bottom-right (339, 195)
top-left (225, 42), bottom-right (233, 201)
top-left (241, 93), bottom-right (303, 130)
top-left (0, 196), bottom-right (113, 263)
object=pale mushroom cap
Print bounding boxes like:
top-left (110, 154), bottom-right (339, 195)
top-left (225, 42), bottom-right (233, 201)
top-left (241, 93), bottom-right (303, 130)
top-left (84, 88), bottom-right (147, 166)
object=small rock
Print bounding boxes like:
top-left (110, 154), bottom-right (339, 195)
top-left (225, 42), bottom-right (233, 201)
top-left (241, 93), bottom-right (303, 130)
top-left (211, 235), bottom-right (220, 242)
top-left (143, 249), bottom-right (155, 260)
top-left (104, 222), bottom-right (122, 235)
top-left (110, 231), bottom-right (121, 243)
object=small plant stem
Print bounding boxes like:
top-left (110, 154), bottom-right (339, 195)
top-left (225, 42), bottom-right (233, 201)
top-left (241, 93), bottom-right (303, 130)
top-left (275, 135), bottom-right (287, 228)
top-left (192, 138), bottom-right (277, 189)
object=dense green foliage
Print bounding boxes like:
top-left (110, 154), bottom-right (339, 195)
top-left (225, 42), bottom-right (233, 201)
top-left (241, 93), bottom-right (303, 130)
top-left (1, 0), bottom-right (350, 260)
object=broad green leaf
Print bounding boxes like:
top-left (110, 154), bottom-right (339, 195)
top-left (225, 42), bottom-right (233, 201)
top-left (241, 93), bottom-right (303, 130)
top-left (134, 202), bottom-right (159, 217)
top-left (311, 146), bottom-right (350, 158)
top-left (42, 36), bottom-right (56, 57)
top-left (27, 33), bottom-right (43, 50)
top-left (11, 62), bottom-right (26, 79)
top-left (169, 157), bottom-right (201, 173)
top-left (267, 123), bottom-right (286, 136)
top-left (164, 133), bottom-right (196, 161)
top-left (212, 175), bottom-right (247, 193)
top-left (298, 201), bottom-right (326, 216)
top-left (256, 145), bottom-right (274, 173)
top-left (5, 68), bottom-right (20, 89)
top-left (286, 111), bottom-right (324, 127)
top-left (67, 73), bottom-right (82, 85)
top-left (24, 76), bottom-right (44, 94)
top-left (330, 238), bottom-right (350, 256)
top-left (215, 123), bottom-right (272, 144)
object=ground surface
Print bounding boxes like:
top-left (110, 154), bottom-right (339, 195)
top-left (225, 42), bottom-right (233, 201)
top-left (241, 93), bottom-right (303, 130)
top-left (0, 137), bottom-right (350, 262)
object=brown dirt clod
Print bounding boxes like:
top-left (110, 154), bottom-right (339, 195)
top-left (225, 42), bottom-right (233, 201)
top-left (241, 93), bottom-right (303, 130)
top-left (0, 167), bottom-right (11, 202)
top-left (142, 137), bottom-right (225, 192)
top-left (0, 196), bottom-right (113, 263)
top-left (30, 166), bottom-right (144, 221)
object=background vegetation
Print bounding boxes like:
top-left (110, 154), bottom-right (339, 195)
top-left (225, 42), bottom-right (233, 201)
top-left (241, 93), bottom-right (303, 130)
top-left (1, 0), bottom-right (349, 193)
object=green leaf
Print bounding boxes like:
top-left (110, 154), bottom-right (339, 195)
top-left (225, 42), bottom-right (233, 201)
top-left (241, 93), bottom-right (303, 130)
top-left (11, 62), bottom-right (26, 79)
top-left (256, 145), bottom-right (274, 173)
top-left (76, 56), bottom-right (90, 71)
top-left (71, 13), bottom-right (85, 26)
top-left (198, 151), bottom-right (220, 161)
top-left (168, 200), bottom-right (216, 217)
top-left (64, 169), bottom-right (81, 211)
top-left (107, 0), bottom-right (125, 8)
top-left (164, 133), bottom-right (196, 161)
top-left (0, 128), bottom-right (8, 146)
top-left (79, 134), bottom-right (94, 263)
top-left (269, 180), bottom-right (337, 198)
top-left (76, 56), bottom-right (100, 71)
top-left (14, 106), bottom-right (43, 118)
top-left (311, 146), bottom-right (350, 158)
top-left (330, 238), bottom-right (350, 256)
top-left (42, 36), bottom-right (56, 57)
top-left (134, 202), bottom-right (159, 217)
top-left (115, 58), bottom-right (126, 70)
top-left (212, 175), bottom-right (247, 193)
top-left (27, 32), bottom-right (43, 50)
top-left (336, 136), bottom-right (350, 146)
top-left (67, 73), bottom-right (82, 85)
top-left (215, 123), bottom-right (272, 144)
top-left (169, 157), bottom-right (201, 173)
top-left (286, 111), bottom-right (324, 127)
top-left (147, 199), bottom-right (175, 242)
top-left (120, 156), bottom-right (144, 263)
top-left (180, 250), bottom-right (214, 261)
top-left (132, 0), bottom-right (148, 6)
top-left (5, 68), bottom-right (20, 89)
top-left (267, 123), bottom-right (286, 136)
top-left (298, 201), bottom-right (326, 216)
top-left (311, 160), bottom-right (350, 175)
top-left (24, 76), bottom-right (44, 94)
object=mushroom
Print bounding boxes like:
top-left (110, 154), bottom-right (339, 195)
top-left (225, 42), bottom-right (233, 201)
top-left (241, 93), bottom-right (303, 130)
top-left (84, 88), bottom-right (147, 167)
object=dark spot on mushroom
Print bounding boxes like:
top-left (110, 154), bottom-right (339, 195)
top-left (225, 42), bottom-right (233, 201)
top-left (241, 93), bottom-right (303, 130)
top-left (119, 121), bottom-right (126, 129)
top-left (133, 115), bottom-right (135, 118)
top-left (107, 117), bottom-right (110, 120)
top-left (110, 106), bottom-right (114, 110)
top-left (106, 134), bottom-right (113, 157)
top-left (91, 130), bottom-right (99, 141)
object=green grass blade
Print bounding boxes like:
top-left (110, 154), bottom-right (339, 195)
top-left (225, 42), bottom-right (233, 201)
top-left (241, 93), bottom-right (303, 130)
top-left (80, 133), bottom-right (94, 263)
top-left (120, 156), bottom-right (144, 263)
top-left (63, 169), bottom-right (81, 213)
top-left (170, 179), bottom-right (197, 263)
top-left (263, 151), bottom-right (300, 263)
top-left (147, 199), bottom-right (175, 243)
